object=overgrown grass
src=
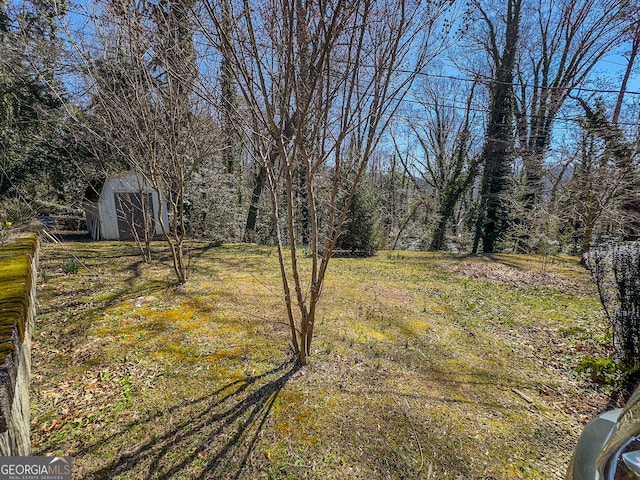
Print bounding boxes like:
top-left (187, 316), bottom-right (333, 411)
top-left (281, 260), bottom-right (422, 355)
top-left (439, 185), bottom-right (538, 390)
top-left (32, 242), bottom-right (610, 479)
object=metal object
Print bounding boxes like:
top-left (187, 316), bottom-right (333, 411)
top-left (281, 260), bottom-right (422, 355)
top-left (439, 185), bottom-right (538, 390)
top-left (568, 387), bottom-right (640, 479)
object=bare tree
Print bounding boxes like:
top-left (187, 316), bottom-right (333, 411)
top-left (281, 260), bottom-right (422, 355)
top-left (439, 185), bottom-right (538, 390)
top-left (471, 0), bottom-right (523, 253)
top-left (564, 97), bottom-right (636, 254)
top-left (370, 143), bottom-right (420, 251)
top-left (400, 77), bottom-right (481, 251)
top-left (612, 11), bottom-right (640, 126)
top-left (72, 0), bottom-right (212, 283)
top-left (202, 0), bottom-right (445, 365)
top-left (218, 0), bottom-right (242, 176)
top-left (614, 13), bottom-right (640, 240)
top-left (515, 0), bottom-right (628, 205)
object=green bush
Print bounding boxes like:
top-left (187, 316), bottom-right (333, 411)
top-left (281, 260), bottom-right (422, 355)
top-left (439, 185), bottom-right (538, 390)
top-left (335, 179), bottom-right (380, 256)
top-left (62, 256), bottom-right (81, 274)
top-left (576, 355), bottom-right (640, 390)
top-left (576, 356), bottom-right (620, 385)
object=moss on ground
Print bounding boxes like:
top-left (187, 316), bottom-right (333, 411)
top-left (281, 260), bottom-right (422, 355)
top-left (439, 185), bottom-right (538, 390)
top-left (31, 242), bottom-right (609, 479)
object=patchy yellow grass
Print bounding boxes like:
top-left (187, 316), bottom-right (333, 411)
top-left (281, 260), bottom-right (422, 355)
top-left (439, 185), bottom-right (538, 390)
top-left (31, 241), bottom-right (609, 479)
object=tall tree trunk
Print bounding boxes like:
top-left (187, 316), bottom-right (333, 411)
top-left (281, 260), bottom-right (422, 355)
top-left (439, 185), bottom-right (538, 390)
top-left (613, 20), bottom-right (640, 125)
top-left (583, 219), bottom-right (594, 255)
top-left (220, 0), bottom-right (240, 174)
top-left (244, 113), bottom-right (298, 243)
top-left (430, 205), bottom-right (452, 251)
top-left (474, 0), bottom-right (522, 253)
top-left (296, 160), bottom-right (311, 245)
top-left (244, 163), bottom-right (266, 242)
top-left (616, 25), bottom-right (640, 240)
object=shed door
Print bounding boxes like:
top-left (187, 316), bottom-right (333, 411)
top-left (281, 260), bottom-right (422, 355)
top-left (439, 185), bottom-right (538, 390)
top-left (115, 192), bottom-right (155, 241)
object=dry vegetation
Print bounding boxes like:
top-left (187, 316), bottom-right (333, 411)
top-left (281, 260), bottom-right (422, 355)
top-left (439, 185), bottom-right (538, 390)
top-left (32, 242), bottom-right (612, 479)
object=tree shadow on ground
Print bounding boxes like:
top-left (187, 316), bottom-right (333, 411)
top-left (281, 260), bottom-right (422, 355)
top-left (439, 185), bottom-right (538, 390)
top-left (81, 360), bottom-right (300, 480)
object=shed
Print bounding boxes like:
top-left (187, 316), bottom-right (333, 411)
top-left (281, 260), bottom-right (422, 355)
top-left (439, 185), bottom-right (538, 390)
top-left (83, 173), bottom-right (168, 241)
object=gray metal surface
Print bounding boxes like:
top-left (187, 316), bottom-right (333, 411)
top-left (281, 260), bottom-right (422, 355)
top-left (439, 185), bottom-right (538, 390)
top-left (567, 409), bottom-right (620, 480)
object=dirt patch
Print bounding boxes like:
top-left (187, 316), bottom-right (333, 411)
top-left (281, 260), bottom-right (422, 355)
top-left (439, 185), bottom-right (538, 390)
top-left (371, 284), bottom-right (414, 304)
top-left (447, 261), bottom-right (588, 293)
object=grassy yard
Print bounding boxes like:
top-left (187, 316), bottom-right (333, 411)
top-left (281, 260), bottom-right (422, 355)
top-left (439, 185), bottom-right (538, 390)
top-left (31, 241), bottom-right (611, 479)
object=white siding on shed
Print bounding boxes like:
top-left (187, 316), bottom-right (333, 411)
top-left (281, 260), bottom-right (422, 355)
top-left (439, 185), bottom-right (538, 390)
top-left (83, 173), bottom-right (168, 241)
